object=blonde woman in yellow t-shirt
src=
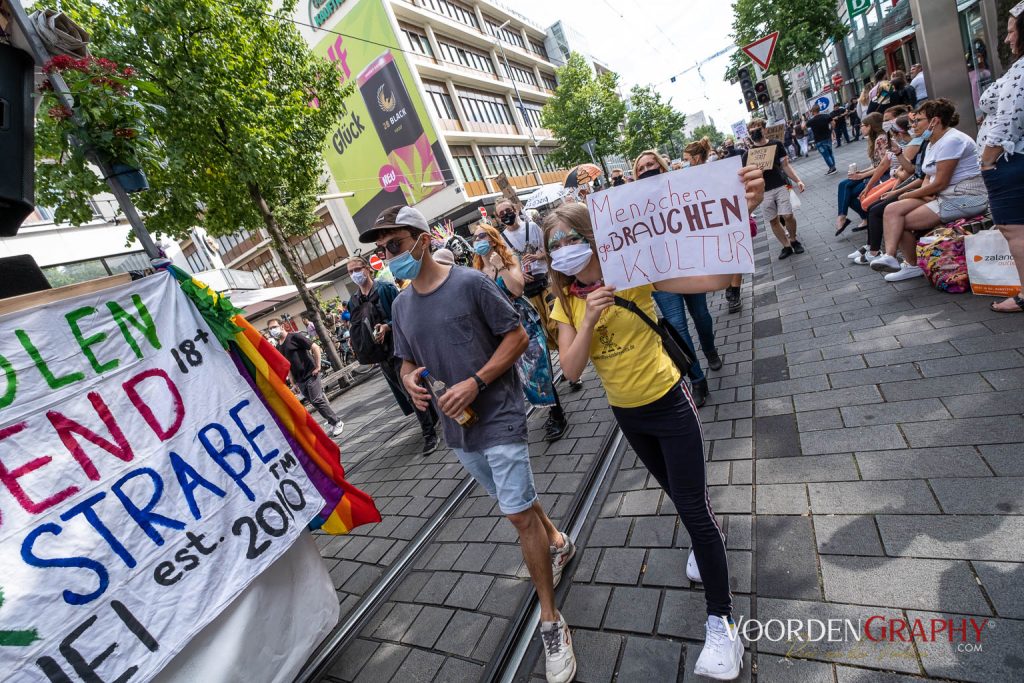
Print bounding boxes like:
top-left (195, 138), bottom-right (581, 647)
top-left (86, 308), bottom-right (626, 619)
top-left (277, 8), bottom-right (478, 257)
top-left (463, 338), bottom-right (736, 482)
top-left (542, 162), bottom-right (764, 681)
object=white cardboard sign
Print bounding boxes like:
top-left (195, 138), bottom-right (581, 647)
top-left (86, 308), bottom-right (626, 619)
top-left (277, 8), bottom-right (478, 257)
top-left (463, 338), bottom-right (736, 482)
top-left (586, 157), bottom-right (755, 290)
top-left (0, 273), bottom-right (324, 682)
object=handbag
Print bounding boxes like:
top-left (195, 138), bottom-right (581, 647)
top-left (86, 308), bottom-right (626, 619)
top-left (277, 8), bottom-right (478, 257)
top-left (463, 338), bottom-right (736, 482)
top-left (861, 177), bottom-right (899, 209)
top-left (965, 229), bottom-right (1022, 297)
top-left (614, 295), bottom-right (696, 376)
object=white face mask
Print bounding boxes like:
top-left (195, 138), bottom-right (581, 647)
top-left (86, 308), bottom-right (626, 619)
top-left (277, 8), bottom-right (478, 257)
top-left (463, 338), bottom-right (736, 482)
top-left (550, 243), bottom-right (594, 276)
top-left (351, 270), bottom-right (369, 286)
top-left (268, 326), bottom-right (282, 339)
top-left (882, 121), bottom-right (895, 133)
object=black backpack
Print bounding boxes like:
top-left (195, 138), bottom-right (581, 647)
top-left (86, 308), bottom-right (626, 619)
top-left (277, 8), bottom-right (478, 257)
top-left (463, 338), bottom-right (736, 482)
top-left (348, 284), bottom-right (393, 364)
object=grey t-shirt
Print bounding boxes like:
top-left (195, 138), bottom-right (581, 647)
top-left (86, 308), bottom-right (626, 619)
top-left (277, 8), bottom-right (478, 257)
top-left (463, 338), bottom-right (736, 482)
top-left (392, 266), bottom-right (527, 451)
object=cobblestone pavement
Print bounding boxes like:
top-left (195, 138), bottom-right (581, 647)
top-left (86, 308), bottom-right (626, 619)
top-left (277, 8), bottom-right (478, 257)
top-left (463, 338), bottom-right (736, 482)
top-left (310, 142), bottom-right (1023, 682)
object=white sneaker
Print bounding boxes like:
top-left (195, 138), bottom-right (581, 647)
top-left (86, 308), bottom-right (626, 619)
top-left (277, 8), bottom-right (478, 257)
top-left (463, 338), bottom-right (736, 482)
top-left (884, 264), bottom-right (925, 282)
top-left (686, 550), bottom-right (702, 583)
top-left (540, 614), bottom-right (576, 683)
top-left (331, 421), bottom-right (345, 437)
top-left (847, 246), bottom-right (867, 259)
top-left (694, 615), bottom-right (744, 680)
top-left (869, 253), bottom-right (901, 273)
top-left (852, 250), bottom-right (880, 265)
top-left (550, 532), bottom-right (576, 588)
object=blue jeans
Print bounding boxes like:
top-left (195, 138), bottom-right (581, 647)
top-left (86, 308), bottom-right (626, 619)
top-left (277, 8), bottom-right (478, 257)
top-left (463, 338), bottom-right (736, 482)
top-left (838, 178), bottom-right (868, 219)
top-left (652, 291), bottom-right (717, 383)
top-left (816, 141), bottom-right (835, 170)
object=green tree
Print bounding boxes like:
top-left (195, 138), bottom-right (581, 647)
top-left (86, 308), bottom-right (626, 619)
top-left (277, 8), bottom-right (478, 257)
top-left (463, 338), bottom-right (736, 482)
top-left (34, 0), bottom-right (350, 367)
top-left (726, 0), bottom-right (848, 97)
top-left (621, 85), bottom-right (687, 162)
top-left (687, 124), bottom-right (726, 148)
top-left (540, 52), bottom-right (626, 173)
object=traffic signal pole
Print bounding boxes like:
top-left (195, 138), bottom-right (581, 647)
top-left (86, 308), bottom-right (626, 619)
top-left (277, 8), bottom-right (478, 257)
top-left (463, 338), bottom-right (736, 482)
top-left (9, 0), bottom-right (164, 261)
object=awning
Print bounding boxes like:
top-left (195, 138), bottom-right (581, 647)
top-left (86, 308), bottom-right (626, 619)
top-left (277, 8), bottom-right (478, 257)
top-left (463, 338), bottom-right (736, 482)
top-left (957, 0), bottom-right (979, 11)
top-left (873, 25), bottom-right (916, 52)
top-left (228, 282), bottom-right (330, 318)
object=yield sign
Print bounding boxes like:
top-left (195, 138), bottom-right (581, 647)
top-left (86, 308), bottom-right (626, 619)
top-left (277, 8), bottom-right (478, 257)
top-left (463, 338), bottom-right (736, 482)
top-left (742, 32), bottom-right (780, 71)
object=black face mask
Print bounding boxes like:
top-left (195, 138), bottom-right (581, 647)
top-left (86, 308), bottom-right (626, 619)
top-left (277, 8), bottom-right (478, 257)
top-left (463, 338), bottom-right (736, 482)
top-left (612, 177), bottom-right (625, 186)
top-left (499, 212), bottom-right (517, 226)
top-left (638, 168), bottom-right (661, 180)
top-left (750, 129), bottom-right (764, 142)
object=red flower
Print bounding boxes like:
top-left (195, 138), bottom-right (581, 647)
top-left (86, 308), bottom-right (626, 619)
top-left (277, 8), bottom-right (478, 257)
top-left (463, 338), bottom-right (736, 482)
top-left (122, 66), bottom-right (136, 77)
top-left (114, 128), bottom-right (138, 138)
top-left (47, 105), bottom-right (73, 120)
top-left (38, 79), bottom-right (54, 92)
top-left (42, 55), bottom-right (76, 74)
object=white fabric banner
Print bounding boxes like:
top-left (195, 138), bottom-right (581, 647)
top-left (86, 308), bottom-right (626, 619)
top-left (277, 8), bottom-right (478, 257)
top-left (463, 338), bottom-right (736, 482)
top-left (586, 157), bottom-right (755, 290)
top-left (0, 272), bottom-right (324, 681)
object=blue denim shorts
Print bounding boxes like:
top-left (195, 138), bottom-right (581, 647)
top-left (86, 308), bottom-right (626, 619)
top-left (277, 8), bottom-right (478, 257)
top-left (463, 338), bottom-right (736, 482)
top-left (453, 441), bottom-right (537, 514)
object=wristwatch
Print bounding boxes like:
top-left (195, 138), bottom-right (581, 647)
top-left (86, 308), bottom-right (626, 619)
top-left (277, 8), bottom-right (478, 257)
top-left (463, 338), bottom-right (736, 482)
top-left (471, 373), bottom-right (487, 392)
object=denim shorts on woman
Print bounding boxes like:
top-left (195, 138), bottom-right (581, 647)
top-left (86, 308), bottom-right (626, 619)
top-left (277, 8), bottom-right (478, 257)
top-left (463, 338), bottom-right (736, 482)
top-left (453, 441), bottom-right (537, 514)
top-left (982, 152), bottom-right (1024, 225)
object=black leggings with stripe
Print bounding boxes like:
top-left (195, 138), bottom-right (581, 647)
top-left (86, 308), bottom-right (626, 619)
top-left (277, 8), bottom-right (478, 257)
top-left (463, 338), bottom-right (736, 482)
top-left (611, 383), bottom-right (732, 617)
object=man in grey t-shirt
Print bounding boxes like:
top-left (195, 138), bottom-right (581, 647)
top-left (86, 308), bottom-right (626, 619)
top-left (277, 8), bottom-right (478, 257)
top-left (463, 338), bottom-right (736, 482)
top-left (361, 205), bottom-right (577, 683)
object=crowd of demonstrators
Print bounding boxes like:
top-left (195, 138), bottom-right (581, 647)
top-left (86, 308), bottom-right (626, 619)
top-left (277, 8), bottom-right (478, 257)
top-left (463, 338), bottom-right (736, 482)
top-left (471, 223), bottom-right (568, 441)
top-left (345, 255), bottom-right (440, 455)
top-left (979, 2), bottom-right (1024, 312)
top-left (743, 118), bottom-right (808, 260)
top-left (541, 160), bottom-right (765, 680)
top-left (268, 318), bottom-right (346, 437)
top-left (361, 205), bottom-right (578, 683)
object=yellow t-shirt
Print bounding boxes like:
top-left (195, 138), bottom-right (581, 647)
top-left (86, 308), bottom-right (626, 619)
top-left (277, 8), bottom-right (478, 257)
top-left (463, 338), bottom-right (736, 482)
top-left (550, 284), bottom-right (681, 408)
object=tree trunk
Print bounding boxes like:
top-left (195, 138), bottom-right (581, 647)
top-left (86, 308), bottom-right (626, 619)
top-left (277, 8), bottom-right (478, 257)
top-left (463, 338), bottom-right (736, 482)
top-left (247, 183), bottom-right (345, 372)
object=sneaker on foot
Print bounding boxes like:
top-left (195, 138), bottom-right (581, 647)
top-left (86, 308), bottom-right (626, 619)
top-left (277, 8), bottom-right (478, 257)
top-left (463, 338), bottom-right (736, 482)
top-left (540, 615), bottom-right (576, 683)
top-left (686, 550), bottom-right (702, 583)
top-left (825, 167), bottom-right (838, 175)
top-left (568, 379), bottom-right (583, 393)
top-left (725, 285), bottom-right (740, 303)
top-left (848, 246), bottom-right (867, 259)
top-left (543, 412), bottom-right (568, 442)
top-left (694, 615), bottom-right (744, 680)
top-left (421, 434), bottom-right (439, 456)
top-left (869, 254), bottom-right (901, 273)
top-left (884, 264), bottom-right (925, 282)
top-left (779, 246), bottom-right (794, 260)
top-left (728, 298), bottom-right (742, 314)
top-left (853, 250), bottom-right (880, 265)
top-left (331, 421), bottom-right (345, 437)
top-left (550, 532), bottom-right (576, 588)
top-left (791, 240), bottom-right (805, 254)
top-left (690, 378), bottom-right (709, 407)
top-left (706, 351), bottom-right (723, 372)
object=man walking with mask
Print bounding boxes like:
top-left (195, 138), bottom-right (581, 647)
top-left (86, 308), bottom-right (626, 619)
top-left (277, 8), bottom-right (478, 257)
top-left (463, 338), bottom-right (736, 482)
top-left (346, 255), bottom-right (440, 455)
top-left (269, 319), bottom-right (345, 437)
top-left (363, 205), bottom-right (577, 683)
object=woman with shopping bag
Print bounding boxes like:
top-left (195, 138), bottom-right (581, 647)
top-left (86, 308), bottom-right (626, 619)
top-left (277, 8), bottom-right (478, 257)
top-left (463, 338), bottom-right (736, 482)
top-left (978, 1), bottom-right (1024, 312)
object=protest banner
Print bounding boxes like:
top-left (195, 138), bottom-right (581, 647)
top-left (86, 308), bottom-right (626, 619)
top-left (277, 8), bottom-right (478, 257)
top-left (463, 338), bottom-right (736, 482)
top-left (745, 143), bottom-right (777, 171)
top-left (764, 123), bottom-right (786, 142)
top-left (586, 157), bottom-right (754, 290)
top-left (0, 272), bottom-right (346, 681)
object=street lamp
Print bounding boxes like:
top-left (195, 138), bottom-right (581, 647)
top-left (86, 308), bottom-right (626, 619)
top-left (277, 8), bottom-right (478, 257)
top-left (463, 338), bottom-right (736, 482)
top-left (494, 19), bottom-right (538, 147)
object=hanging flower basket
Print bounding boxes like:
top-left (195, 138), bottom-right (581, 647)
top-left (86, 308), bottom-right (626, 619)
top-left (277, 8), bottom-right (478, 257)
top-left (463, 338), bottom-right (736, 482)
top-left (110, 162), bottom-right (149, 193)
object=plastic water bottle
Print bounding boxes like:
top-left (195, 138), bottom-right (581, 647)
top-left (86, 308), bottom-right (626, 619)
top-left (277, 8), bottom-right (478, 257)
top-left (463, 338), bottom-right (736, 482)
top-left (420, 369), bottom-right (478, 427)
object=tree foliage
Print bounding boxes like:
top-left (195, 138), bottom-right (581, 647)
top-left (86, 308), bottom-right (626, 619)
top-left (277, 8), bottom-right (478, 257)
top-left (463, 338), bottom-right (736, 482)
top-left (35, 0), bottom-right (350, 365)
top-left (726, 0), bottom-right (848, 81)
top-left (540, 52), bottom-right (626, 170)
top-left (621, 85), bottom-right (686, 162)
top-left (686, 124), bottom-right (726, 148)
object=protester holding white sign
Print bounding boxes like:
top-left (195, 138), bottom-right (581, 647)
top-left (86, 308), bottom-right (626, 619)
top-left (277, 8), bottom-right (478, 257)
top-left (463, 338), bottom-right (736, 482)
top-left (0, 274), bottom-right (326, 681)
top-left (543, 162), bottom-right (764, 681)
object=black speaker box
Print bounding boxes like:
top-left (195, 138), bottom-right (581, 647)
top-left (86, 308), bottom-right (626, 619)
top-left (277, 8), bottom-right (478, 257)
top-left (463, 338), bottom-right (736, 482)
top-left (0, 43), bottom-right (36, 237)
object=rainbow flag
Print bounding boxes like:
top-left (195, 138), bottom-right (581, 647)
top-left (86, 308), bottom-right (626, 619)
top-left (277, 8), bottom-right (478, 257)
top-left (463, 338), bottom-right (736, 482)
top-left (168, 266), bottom-right (380, 534)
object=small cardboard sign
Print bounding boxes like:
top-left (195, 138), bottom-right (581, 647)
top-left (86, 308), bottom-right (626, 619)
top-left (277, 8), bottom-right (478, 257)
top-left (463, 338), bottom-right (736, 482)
top-left (764, 124), bottom-right (786, 142)
top-left (586, 157), bottom-right (754, 290)
top-left (746, 143), bottom-right (777, 171)
top-left (495, 172), bottom-right (521, 208)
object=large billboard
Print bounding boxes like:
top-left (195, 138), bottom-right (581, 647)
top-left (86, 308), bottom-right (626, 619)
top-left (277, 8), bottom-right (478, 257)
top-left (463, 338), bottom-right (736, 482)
top-left (311, 0), bottom-right (453, 230)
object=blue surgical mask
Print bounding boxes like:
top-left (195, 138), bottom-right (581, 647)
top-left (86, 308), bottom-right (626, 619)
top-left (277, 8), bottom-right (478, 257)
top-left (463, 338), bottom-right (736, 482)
top-left (922, 128), bottom-right (933, 140)
top-left (473, 240), bottom-right (491, 255)
top-left (351, 270), bottom-right (368, 287)
top-left (389, 237), bottom-right (425, 280)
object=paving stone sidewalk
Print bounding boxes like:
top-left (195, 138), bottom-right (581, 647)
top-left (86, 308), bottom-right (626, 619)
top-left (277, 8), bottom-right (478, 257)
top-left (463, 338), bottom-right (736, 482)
top-left (314, 142), bottom-right (1022, 682)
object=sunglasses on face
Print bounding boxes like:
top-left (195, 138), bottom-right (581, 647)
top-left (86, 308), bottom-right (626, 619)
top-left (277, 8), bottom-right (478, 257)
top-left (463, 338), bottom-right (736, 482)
top-left (498, 210), bottom-right (516, 217)
top-left (377, 236), bottom-right (413, 257)
top-left (473, 233), bottom-right (490, 241)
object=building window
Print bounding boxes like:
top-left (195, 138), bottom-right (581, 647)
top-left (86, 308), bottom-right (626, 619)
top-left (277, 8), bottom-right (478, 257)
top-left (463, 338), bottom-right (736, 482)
top-left (502, 60), bottom-right (538, 87)
top-left (239, 250), bottom-right (285, 288)
top-left (532, 149), bottom-right (560, 173)
top-left (422, 0), bottom-right (479, 30)
top-left (449, 146), bottom-right (484, 182)
top-left (479, 145), bottom-right (532, 178)
top-left (540, 72), bottom-right (558, 91)
top-left (41, 251), bottom-right (150, 288)
top-left (528, 39), bottom-right (548, 59)
top-left (485, 18), bottom-right (526, 50)
top-left (519, 101), bottom-right (545, 128)
top-left (400, 25), bottom-right (433, 58)
top-left (423, 80), bottom-right (459, 121)
top-left (435, 37), bottom-right (496, 75)
top-left (456, 88), bottom-right (514, 125)
top-left (183, 243), bottom-right (208, 274)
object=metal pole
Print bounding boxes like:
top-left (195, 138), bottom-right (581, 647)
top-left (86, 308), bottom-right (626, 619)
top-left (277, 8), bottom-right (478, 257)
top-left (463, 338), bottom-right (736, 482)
top-left (495, 21), bottom-right (537, 147)
top-left (9, 0), bottom-right (163, 260)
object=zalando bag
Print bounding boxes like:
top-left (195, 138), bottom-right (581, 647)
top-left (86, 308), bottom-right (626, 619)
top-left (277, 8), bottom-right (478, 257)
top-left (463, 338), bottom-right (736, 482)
top-left (965, 230), bottom-right (1022, 297)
